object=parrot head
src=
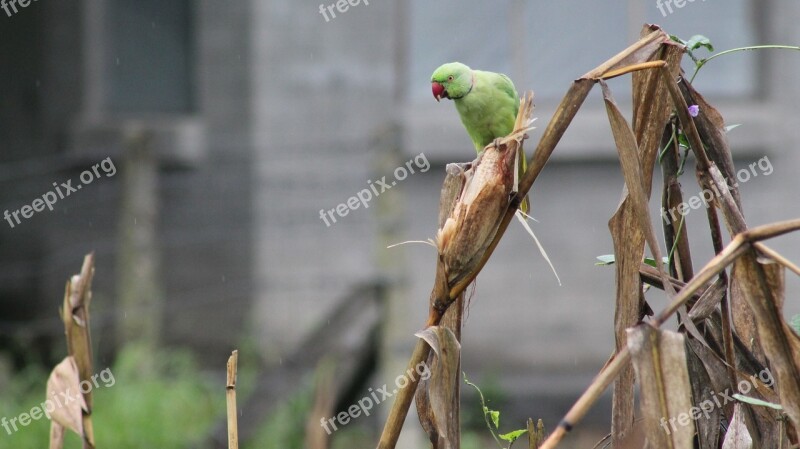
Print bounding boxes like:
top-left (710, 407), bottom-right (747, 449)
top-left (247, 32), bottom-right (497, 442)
top-left (431, 62), bottom-right (473, 102)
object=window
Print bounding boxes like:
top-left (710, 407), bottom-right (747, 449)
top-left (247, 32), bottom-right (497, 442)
top-left (105, 0), bottom-right (195, 114)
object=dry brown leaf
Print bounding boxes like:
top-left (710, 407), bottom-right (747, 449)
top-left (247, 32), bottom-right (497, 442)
top-left (56, 254), bottom-right (96, 449)
top-left (415, 326), bottom-right (461, 449)
top-left (62, 254), bottom-right (95, 410)
top-left (600, 33), bottom-right (685, 446)
top-left (627, 325), bottom-right (694, 449)
top-left (686, 278), bottom-right (726, 322)
top-left (685, 345), bottom-right (722, 448)
top-left (46, 356), bottom-right (87, 437)
top-left (679, 78), bottom-right (742, 208)
top-left (733, 254), bottom-right (800, 432)
top-left (49, 421), bottom-right (65, 449)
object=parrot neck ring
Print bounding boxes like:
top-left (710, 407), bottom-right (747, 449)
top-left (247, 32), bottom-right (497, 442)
top-left (448, 72), bottom-right (476, 100)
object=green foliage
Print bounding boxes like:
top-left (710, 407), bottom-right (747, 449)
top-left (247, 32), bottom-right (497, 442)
top-left (670, 33), bottom-right (800, 83)
top-left (463, 373), bottom-right (527, 449)
top-left (488, 409), bottom-right (500, 429)
top-left (499, 428), bottom-right (528, 442)
top-left (665, 215), bottom-right (686, 268)
top-left (595, 254), bottom-right (668, 268)
top-left (595, 254), bottom-right (616, 266)
top-left (645, 257), bottom-right (670, 269)
top-left (684, 35), bottom-right (714, 53)
top-left (671, 34), bottom-right (714, 55)
top-left (0, 344), bottom-right (221, 449)
top-left (732, 394), bottom-right (783, 410)
top-left (91, 344), bottom-right (221, 448)
top-left (670, 33), bottom-right (714, 68)
top-left (0, 364), bottom-right (51, 448)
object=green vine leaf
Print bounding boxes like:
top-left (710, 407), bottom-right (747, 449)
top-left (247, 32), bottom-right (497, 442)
top-left (596, 255), bottom-right (667, 268)
top-left (488, 409), bottom-right (500, 429)
top-left (685, 35), bottom-right (714, 52)
top-left (732, 394), bottom-right (783, 410)
top-left (643, 257), bottom-right (669, 268)
top-left (499, 429), bottom-right (528, 443)
top-left (677, 132), bottom-right (690, 149)
top-left (595, 254), bottom-right (616, 266)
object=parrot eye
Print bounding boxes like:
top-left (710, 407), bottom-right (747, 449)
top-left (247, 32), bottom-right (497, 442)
top-left (447, 75), bottom-right (454, 82)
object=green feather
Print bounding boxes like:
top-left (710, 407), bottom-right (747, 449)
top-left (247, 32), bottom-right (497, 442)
top-left (432, 62), bottom-right (519, 152)
top-left (431, 62), bottom-right (528, 212)
top-left (455, 70), bottom-right (518, 152)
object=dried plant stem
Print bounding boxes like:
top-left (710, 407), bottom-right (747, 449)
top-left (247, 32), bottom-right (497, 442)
top-left (376, 26), bottom-right (672, 449)
top-left (378, 73), bottom-right (594, 449)
top-left (226, 351), bottom-right (239, 449)
top-left (376, 339), bottom-right (432, 449)
top-left (60, 253), bottom-right (96, 449)
top-left (540, 219), bottom-right (800, 449)
top-left (600, 60), bottom-right (666, 80)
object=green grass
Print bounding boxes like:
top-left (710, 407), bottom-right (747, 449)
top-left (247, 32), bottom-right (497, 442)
top-left (0, 344), bottom-right (222, 449)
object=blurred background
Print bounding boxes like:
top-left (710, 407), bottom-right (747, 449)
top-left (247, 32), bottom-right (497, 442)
top-left (1, 0), bottom-right (799, 448)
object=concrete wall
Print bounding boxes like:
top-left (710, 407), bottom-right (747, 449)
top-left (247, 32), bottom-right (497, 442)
top-left (250, 0), bottom-right (395, 357)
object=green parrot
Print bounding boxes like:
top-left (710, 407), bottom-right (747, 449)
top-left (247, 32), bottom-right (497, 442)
top-left (430, 62), bottom-right (529, 213)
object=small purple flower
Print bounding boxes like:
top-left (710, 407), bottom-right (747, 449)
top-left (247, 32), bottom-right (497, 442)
top-left (688, 105), bottom-right (700, 117)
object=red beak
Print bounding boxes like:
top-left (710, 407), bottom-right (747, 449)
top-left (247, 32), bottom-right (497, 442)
top-left (431, 82), bottom-right (446, 102)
